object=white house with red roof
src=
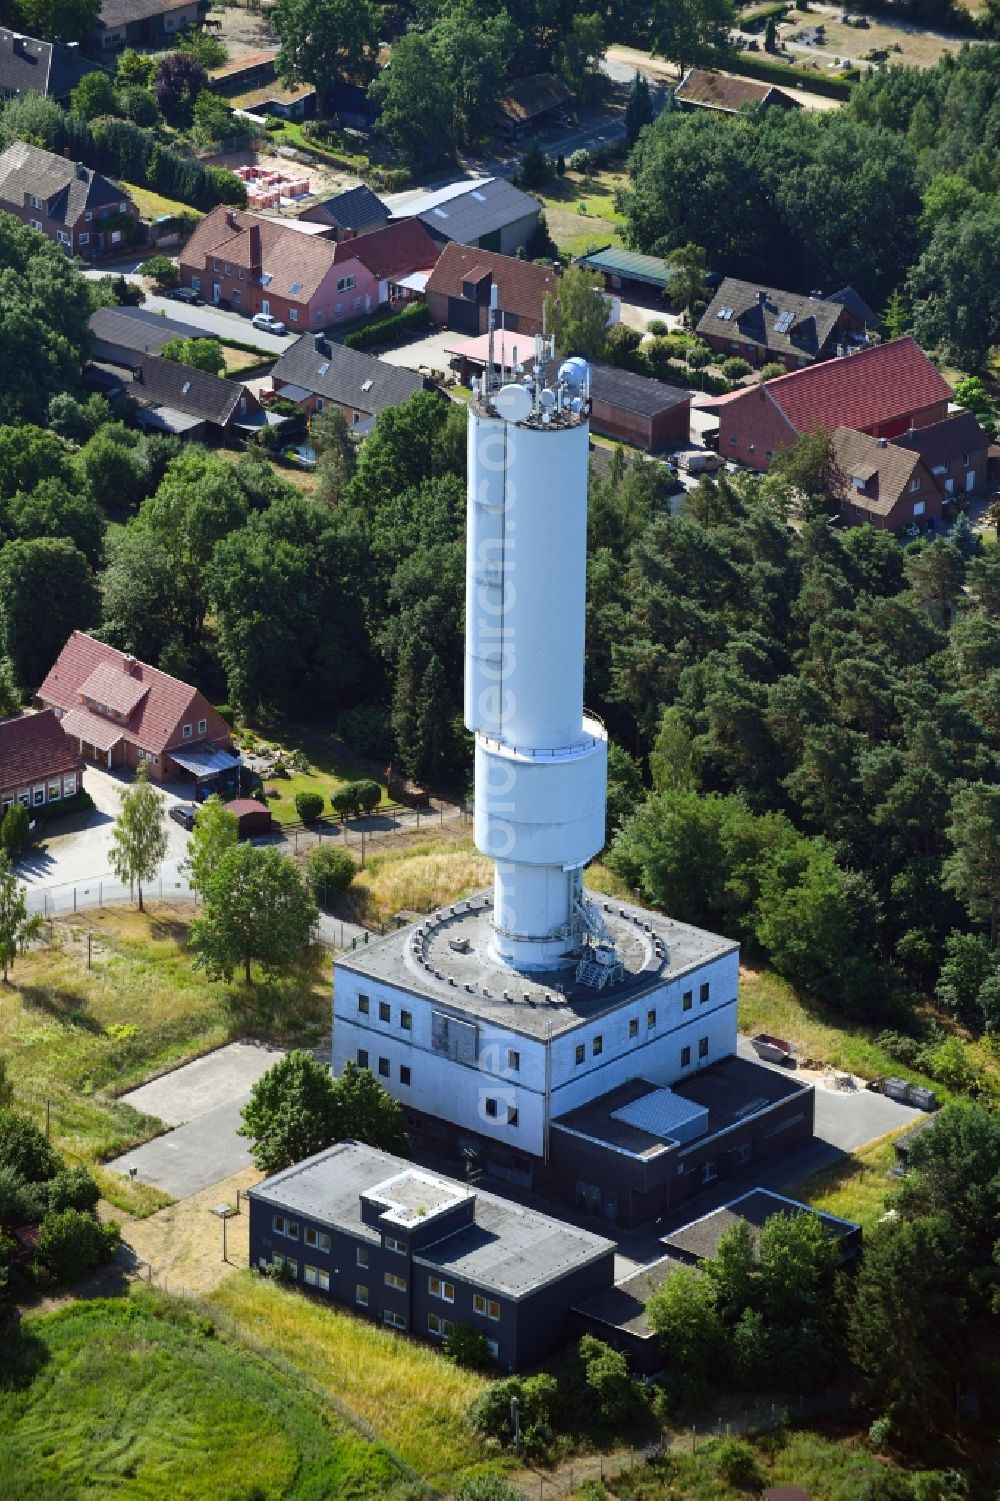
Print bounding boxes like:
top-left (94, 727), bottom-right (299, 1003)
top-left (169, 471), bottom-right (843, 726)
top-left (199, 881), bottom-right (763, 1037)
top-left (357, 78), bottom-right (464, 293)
top-left (38, 633), bottom-right (237, 784)
top-left (706, 336), bottom-right (954, 474)
top-left (0, 710), bottom-right (82, 818)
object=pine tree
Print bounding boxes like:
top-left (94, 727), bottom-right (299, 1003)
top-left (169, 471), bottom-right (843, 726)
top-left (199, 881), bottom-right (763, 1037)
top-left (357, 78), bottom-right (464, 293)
top-left (624, 71), bottom-right (653, 146)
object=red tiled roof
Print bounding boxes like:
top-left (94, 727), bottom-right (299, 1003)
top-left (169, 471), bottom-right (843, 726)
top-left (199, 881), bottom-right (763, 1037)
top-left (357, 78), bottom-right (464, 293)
top-left (764, 337), bottom-right (953, 436)
top-left (38, 633), bottom-right (202, 757)
top-left (0, 709), bottom-right (81, 792)
top-left (426, 242), bottom-right (557, 325)
top-left (181, 205), bottom-right (341, 304)
top-left (79, 660), bottom-right (150, 717)
top-left (675, 68), bottom-right (780, 111)
top-left (339, 217), bottom-right (438, 280)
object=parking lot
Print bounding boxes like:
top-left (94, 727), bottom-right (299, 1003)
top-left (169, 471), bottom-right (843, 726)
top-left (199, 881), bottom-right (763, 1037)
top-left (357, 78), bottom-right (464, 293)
top-left (107, 1041), bottom-right (286, 1199)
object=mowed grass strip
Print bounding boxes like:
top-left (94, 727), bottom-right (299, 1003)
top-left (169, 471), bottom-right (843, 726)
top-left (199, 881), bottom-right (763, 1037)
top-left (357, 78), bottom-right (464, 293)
top-left (0, 907), bottom-right (328, 1214)
top-left (781, 1128), bottom-right (907, 1231)
top-left (0, 1289), bottom-right (411, 1501)
top-left (210, 1271), bottom-right (488, 1484)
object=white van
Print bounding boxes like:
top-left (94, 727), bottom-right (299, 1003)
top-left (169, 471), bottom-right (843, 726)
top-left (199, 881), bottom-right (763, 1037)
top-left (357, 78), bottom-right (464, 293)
top-left (675, 450), bottom-right (725, 474)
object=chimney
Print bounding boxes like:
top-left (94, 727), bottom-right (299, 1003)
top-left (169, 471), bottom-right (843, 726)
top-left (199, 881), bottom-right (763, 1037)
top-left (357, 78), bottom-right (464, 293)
top-left (123, 653), bottom-right (137, 674)
top-left (876, 437), bottom-right (888, 448)
top-left (75, 162), bottom-right (87, 180)
top-left (247, 223), bottom-right (262, 268)
top-left (313, 332), bottom-right (326, 353)
top-left (63, 147), bottom-right (72, 160)
top-left (551, 261), bottom-right (562, 278)
top-left (225, 210), bottom-right (237, 229)
top-left (12, 33), bottom-right (25, 53)
top-left (757, 289), bottom-right (768, 307)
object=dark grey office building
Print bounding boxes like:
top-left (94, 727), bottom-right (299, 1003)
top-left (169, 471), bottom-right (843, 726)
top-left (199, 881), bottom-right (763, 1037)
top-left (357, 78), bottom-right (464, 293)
top-left (247, 1141), bottom-right (616, 1372)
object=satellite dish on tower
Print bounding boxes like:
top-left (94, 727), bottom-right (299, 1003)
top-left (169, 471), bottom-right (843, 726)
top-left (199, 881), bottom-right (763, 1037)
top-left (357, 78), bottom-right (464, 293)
top-left (493, 383), bottom-right (533, 424)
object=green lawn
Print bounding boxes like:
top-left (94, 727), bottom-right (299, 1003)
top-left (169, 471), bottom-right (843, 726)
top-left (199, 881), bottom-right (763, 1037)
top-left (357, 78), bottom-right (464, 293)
top-left (0, 1290), bottom-right (413, 1501)
top-left (239, 723), bottom-right (390, 826)
top-left (210, 1271), bottom-right (490, 1489)
top-left (0, 908), bottom-right (329, 1214)
top-left (122, 182), bottom-right (201, 221)
top-left (538, 166), bottom-right (627, 259)
top-left (781, 1128), bottom-right (907, 1230)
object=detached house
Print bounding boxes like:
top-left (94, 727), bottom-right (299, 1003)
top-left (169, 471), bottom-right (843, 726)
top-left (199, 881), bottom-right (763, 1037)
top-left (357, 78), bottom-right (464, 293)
top-left (0, 710), bottom-right (82, 818)
top-left (39, 633), bottom-right (236, 784)
top-left (709, 337), bottom-right (954, 473)
top-left (94, 0), bottom-right (207, 50)
top-left (0, 29), bottom-right (91, 105)
top-left (270, 332), bottom-right (425, 431)
top-left (425, 243), bottom-right (557, 338)
top-left (831, 427), bottom-right (943, 532)
top-left (179, 207), bottom-right (437, 331)
top-left (697, 279), bottom-right (873, 372)
top-left (0, 141), bottom-right (139, 258)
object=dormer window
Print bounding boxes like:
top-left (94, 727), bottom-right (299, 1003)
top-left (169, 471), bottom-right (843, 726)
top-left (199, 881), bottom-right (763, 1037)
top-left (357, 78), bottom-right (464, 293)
top-left (852, 476), bottom-right (865, 493)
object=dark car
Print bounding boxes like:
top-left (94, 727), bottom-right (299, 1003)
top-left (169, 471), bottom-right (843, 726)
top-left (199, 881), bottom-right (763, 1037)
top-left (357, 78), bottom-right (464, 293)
top-left (166, 286), bottom-right (203, 306)
top-left (168, 803), bottom-right (197, 830)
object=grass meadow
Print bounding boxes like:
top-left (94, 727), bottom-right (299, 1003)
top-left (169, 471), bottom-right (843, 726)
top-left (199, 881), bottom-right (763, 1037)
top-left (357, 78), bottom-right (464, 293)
top-left (782, 1128), bottom-right (907, 1230)
top-left (0, 1289), bottom-right (416, 1501)
top-left (210, 1272), bottom-right (489, 1489)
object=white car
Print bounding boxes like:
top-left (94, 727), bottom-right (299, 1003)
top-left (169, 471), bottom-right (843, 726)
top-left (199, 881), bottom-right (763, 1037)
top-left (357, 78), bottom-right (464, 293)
top-left (252, 313), bottom-right (287, 335)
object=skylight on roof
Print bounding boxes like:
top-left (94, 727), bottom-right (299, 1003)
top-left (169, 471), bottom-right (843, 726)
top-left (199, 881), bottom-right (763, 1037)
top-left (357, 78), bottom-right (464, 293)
top-left (471, 191), bottom-right (486, 202)
top-left (181, 381), bottom-right (191, 394)
top-left (717, 307), bottom-right (733, 320)
top-left (289, 281), bottom-right (302, 294)
top-left (317, 361), bottom-right (330, 375)
top-left (432, 207), bottom-right (449, 219)
top-left (361, 378), bottom-right (373, 391)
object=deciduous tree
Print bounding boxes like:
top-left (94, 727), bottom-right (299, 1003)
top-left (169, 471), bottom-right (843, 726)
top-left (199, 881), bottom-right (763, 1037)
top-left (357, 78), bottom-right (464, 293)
top-left (273, 0), bottom-right (378, 97)
top-left (108, 762), bottom-right (167, 913)
top-left (0, 853), bottom-right (42, 984)
top-left (543, 266), bottom-right (609, 361)
top-left (184, 794), bottom-right (238, 895)
top-left (191, 844), bottom-right (317, 986)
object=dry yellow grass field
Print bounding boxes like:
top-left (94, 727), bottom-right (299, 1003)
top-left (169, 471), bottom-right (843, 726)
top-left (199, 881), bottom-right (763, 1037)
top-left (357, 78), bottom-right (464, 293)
top-left (781, 7), bottom-right (966, 68)
top-left (118, 1165), bottom-right (262, 1294)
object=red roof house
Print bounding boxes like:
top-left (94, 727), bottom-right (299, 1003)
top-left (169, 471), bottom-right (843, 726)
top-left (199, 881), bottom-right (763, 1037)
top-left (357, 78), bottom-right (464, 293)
top-left (0, 709), bottom-right (82, 818)
top-left (709, 337), bottom-right (954, 473)
top-left (38, 633), bottom-right (236, 784)
top-left (425, 242), bottom-right (557, 337)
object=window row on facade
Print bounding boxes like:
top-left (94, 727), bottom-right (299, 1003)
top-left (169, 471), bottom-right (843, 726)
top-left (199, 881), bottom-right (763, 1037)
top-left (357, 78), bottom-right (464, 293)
top-left (573, 983), bottom-right (714, 1065)
top-left (1, 772), bottom-right (77, 814)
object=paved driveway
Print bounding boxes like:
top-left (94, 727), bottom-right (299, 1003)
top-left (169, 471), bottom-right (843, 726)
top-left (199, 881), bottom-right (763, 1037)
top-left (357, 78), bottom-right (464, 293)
top-left (17, 765), bottom-right (193, 892)
top-left (107, 1041), bottom-right (285, 1198)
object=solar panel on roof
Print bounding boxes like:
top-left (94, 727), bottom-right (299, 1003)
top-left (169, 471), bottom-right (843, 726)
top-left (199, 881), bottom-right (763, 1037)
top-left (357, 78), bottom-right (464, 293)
top-left (774, 310), bottom-right (795, 333)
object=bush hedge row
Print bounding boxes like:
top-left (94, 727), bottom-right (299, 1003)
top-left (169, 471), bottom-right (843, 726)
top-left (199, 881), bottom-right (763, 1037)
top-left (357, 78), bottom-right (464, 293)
top-left (344, 303), bottom-right (430, 351)
top-left (725, 52), bottom-right (857, 99)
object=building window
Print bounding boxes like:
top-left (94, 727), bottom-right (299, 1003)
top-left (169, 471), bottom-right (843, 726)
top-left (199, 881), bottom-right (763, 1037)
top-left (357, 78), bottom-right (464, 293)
top-left (962, 453), bottom-right (970, 466)
top-left (273, 1255), bottom-right (297, 1278)
top-left (192, 278), bottom-right (201, 292)
top-left (337, 276), bottom-right (356, 294)
top-left (506, 1048), bottom-right (519, 1072)
top-left (357, 1049), bottom-right (369, 1068)
top-left (356, 1283), bottom-right (368, 1306)
top-left (63, 774), bottom-right (76, 796)
top-left (485, 1339), bottom-right (499, 1360)
top-left (427, 1312), bottom-right (455, 1338)
top-left (379, 1001), bottom-right (391, 1022)
top-left (197, 718), bottom-right (207, 735)
top-left (239, 268), bottom-right (245, 281)
top-left (29, 219), bottom-right (42, 231)
top-left (681, 1046), bottom-right (691, 1068)
top-left (272, 1214), bottom-right (298, 1239)
top-left (47, 781), bottom-right (61, 801)
top-left (358, 994), bottom-right (369, 1014)
top-left (289, 308), bottom-right (299, 322)
top-left (399, 1065), bottom-right (411, 1085)
top-left (429, 1276), bottom-right (455, 1302)
top-left (575, 1044), bottom-right (585, 1065)
top-left (32, 787), bottom-right (44, 807)
top-left (682, 990), bottom-right (693, 1011)
top-left (702, 1160), bottom-right (718, 1185)
top-left (913, 500), bottom-right (926, 517)
top-left (378, 1057), bottom-right (389, 1078)
top-left (385, 1235), bottom-right (406, 1254)
top-left (473, 1294), bottom-right (501, 1321)
top-left (698, 1036), bottom-right (709, 1060)
top-left (508, 1106), bottom-right (518, 1127)
top-left (304, 1264), bottom-right (330, 1290)
top-left (647, 1009), bottom-right (656, 1029)
top-left (384, 1271), bottom-right (407, 1291)
top-left (304, 1227), bottom-right (331, 1253)
top-left (356, 1247), bottom-right (369, 1268)
top-left (401, 1009), bottom-right (412, 1031)
top-left (729, 435), bottom-right (738, 448)
top-left (485, 1097), bottom-right (498, 1118)
top-left (700, 982), bottom-right (710, 1004)
top-left (182, 724), bottom-right (192, 739)
top-left (748, 442), bottom-right (756, 453)
top-left (592, 1035), bottom-right (603, 1057)
top-left (909, 477), bottom-right (921, 493)
top-left (384, 1310), bottom-right (406, 1330)
top-left (353, 297), bottom-right (362, 311)
top-left (628, 1017), bottom-right (638, 1039)
top-left (57, 230), bottom-right (71, 245)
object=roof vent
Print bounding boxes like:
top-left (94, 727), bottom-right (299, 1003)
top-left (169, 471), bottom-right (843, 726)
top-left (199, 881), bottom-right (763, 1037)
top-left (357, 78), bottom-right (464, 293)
top-left (876, 437), bottom-right (888, 448)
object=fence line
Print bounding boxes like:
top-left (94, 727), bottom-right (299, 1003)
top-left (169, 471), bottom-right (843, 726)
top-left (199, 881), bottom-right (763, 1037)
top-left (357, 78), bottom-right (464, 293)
top-left (25, 870), bottom-right (199, 918)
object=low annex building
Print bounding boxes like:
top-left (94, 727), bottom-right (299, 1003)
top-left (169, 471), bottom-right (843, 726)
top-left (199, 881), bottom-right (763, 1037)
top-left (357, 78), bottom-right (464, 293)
top-left (38, 632), bottom-right (236, 783)
top-left (0, 710), bottom-right (82, 817)
top-left (0, 140), bottom-right (139, 258)
top-left (122, 355), bottom-right (265, 442)
top-left (88, 305), bottom-right (212, 366)
top-left (425, 243), bottom-right (557, 338)
top-left (498, 72), bottom-right (572, 138)
top-left (831, 426), bottom-right (943, 531)
top-left (248, 1141), bottom-right (615, 1372)
top-left (708, 336), bottom-right (955, 473)
top-left (588, 361), bottom-right (691, 453)
top-left (94, 0), bottom-right (206, 49)
top-left (270, 331), bottom-right (424, 430)
top-left (297, 185), bottom-right (390, 241)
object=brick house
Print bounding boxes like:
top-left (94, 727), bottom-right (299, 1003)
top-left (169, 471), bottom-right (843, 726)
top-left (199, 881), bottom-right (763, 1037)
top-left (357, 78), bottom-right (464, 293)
top-left (270, 331), bottom-right (425, 430)
top-left (0, 710), bottom-right (82, 819)
top-left (710, 337), bottom-right (954, 473)
top-left (0, 141), bottom-right (139, 258)
top-left (588, 362), bottom-right (691, 452)
top-left (179, 207), bottom-right (437, 333)
top-left (697, 279), bottom-right (873, 372)
top-left (38, 633), bottom-right (236, 784)
top-left (895, 409), bottom-right (990, 499)
top-left (297, 185), bottom-right (391, 241)
top-left (0, 28), bottom-right (92, 105)
top-left (425, 243), bottom-right (557, 338)
top-left (831, 426), bottom-right (944, 532)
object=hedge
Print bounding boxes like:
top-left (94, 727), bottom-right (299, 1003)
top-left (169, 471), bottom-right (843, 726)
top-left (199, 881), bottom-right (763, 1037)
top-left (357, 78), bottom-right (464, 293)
top-left (740, 2), bottom-right (790, 31)
top-left (725, 52), bottom-right (857, 99)
top-left (344, 302), bottom-right (430, 351)
top-left (33, 790), bottom-right (96, 822)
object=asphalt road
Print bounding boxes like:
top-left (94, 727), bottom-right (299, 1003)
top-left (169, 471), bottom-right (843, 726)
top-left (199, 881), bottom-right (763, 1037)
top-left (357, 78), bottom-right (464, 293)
top-left (83, 263), bottom-right (293, 354)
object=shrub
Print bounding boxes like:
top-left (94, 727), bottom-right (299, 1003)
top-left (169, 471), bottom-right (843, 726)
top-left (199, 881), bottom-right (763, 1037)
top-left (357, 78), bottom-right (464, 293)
top-left (579, 1334), bottom-right (637, 1426)
top-left (0, 1109), bottom-right (60, 1183)
top-left (0, 1165), bottom-right (47, 1229)
top-left (646, 317), bottom-right (669, 335)
top-left (0, 802), bottom-right (29, 858)
top-left (722, 356), bottom-right (752, 379)
top-left (605, 323), bottom-right (642, 360)
top-left (294, 791), bottom-right (325, 823)
top-left (685, 341), bottom-right (713, 369)
top-left (306, 845), bottom-right (357, 903)
top-left (455, 1478), bottom-right (523, 1501)
top-left (36, 1208), bottom-right (119, 1282)
top-left (331, 784), bottom-right (360, 819)
top-left (344, 302), bottom-right (429, 351)
top-left (443, 1322), bottom-right (493, 1368)
top-left (759, 361), bottom-right (785, 380)
top-left (869, 1414), bottom-right (894, 1452)
top-left (354, 779), bottom-right (381, 813)
top-left (569, 148), bottom-right (593, 173)
top-left (46, 1167), bottom-right (100, 1215)
top-left (708, 1438), bottom-right (763, 1489)
top-left (141, 253), bottom-right (178, 289)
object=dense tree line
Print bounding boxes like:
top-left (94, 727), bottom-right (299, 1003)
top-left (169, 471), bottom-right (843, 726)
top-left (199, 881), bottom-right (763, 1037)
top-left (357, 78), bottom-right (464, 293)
top-left (620, 44), bottom-right (1000, 367)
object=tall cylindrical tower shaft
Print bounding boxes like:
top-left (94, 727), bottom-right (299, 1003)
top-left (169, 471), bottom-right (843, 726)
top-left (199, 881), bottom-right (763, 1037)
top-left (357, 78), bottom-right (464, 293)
top-left (466, 378), bottom-right (606, 971)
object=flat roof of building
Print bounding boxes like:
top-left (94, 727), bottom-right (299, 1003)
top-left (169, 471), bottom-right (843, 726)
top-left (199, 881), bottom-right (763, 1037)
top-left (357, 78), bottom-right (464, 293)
top-left (249, 1141), bottom-right (614, 1298)
top-left (661, 1187), bottom-right (859, 1262)
top-left (572, 1253), bottom-right (683, 1339)
top-left (553, 1057), bottom-right (810, 1161)
top-left (335, 890), bottom-right (738, 1042)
